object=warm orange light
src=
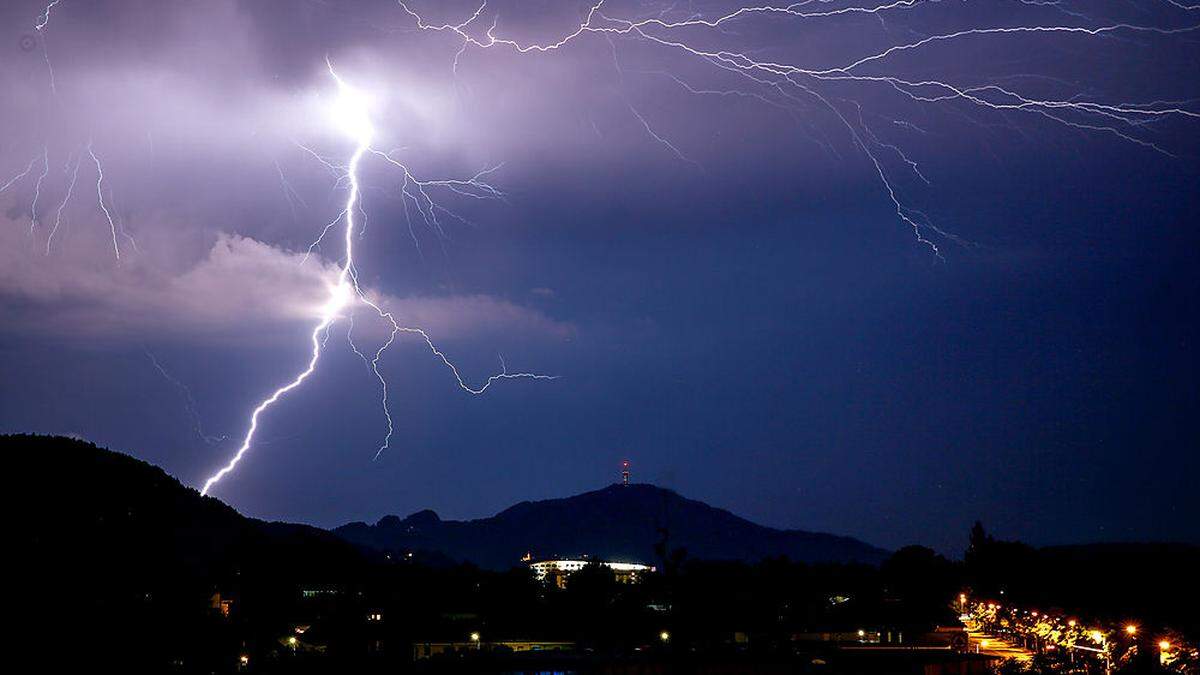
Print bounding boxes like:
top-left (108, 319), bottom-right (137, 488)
top-left (981, 640), bottom-right (990, 648)
top-left (1125, 625), bottom-right (1138, 636)
top-left (1091, 631), bottom-right (1105, 643)
top-left (1068, 620), bottom-right (1077, 627)
top-left (1159, 641), bottom-right (1170, 651)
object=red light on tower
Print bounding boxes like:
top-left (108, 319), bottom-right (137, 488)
top-left (621, 460), bottom-right (630, 486)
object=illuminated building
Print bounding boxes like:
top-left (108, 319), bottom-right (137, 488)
top-left (529, 558), bottom-right (655, 588)
top-left (209, 591), bottom-right (234, 618)
top-left (413, 640), bottom-right (574, 660)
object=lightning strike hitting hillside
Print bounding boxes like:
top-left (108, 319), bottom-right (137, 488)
top-left (7, 0), bottom-right (1197, 497)
top-left (199, 61), bottom-right (554, 496)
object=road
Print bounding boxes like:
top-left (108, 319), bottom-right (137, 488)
top-left (966, 623), bottom-right (1033, 662)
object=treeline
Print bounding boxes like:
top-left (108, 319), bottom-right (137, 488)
top-left (963, 522), bottom-right (1200, 635)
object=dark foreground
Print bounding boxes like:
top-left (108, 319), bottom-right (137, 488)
top-left (10, 435), bottom-right (1197, 673)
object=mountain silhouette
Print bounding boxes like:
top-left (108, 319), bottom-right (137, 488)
top-left (335, 483), bottom-right (889, 568)
top-left (11, 433), bottom-right (366, 595)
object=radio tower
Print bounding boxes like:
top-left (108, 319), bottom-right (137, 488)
top-left (621, 460), bottom-right (630, 487)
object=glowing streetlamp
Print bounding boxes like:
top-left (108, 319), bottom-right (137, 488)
top-left (1124, 624), bottom-right (1137, 636)
top-left (660, 631), bottom-right (671, 643)
top-left (470, 632), bottom-right (481, 650)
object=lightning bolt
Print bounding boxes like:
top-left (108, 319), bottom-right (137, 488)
top-left (396, 0), bottom-right (1200, 255)
top-left (87, 142), bottom-right (123, 261)
top-left (35, 1), bottom-right (61, 94)
top-left (200, 59), bottom-right (554, 496)
top-left (29, 146), bottom-right (49, 234)
top-left (34, 0), bottom-right (61, 32)
top-left (0, 154), bottom-right (43, 196)
top-left (145, 349), bottom-right (229, 447)
top-left (46, 151), bottom-right (81, 254)
top-left (12, 1), bottom-right (1193, 493)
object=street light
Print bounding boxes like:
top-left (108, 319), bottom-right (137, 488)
top-left (1159, 641), bottom-right (1171, 651)
top-left (660, 631), bottom-right (671, 643)
top-left (1124, 625), bottom-right (1137, 636)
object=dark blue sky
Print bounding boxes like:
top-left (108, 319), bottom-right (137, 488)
top-left (1, 0), bottom-right (1197, 554)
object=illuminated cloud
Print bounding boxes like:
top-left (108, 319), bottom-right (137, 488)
top-left (0, 226), bottom-right (571, 344)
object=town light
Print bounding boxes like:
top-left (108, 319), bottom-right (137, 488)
top-left (1091, 631), bottom-right (1105, 643)
top-left (470, 632), bottom-right (481, 642)
top-left (1068, 620), bottom-right (1076, 627)
top-left (660, 631), bottom-right (671, 643)
top-left (981, 640), bottom-right (990, 648)
top-left (1125, 625), bottom-right (1137, 636)
top-left (858, 629), bottom-right (866, 638)
top-left (1159, 641), bottom-right (1171, 651)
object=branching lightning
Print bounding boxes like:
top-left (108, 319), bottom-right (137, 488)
top-left (395, 0), bottom-right (1200, 254)
top-left (9, 1), bottom-right (1196, 496)
top-left (145, 349), bottom-right (229, 447)
top-left (35, 1), bottom-right (61, 94)
top-left (0, 154), bottom-right (42, 196)
top-left (199, 59), bottom-right (554, 495)
top-left (47, 152), bottom-right (82, 254)
top-left (29, 147), bottom-right (49, 234)
top-left (35, 0), bottom-right (61, 32)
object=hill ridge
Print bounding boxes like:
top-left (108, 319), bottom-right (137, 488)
top-left (335, 481), bottom-right (889, 568)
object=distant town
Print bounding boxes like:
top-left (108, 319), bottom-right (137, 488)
top-left (12, 435), bottom-right (1199, 673)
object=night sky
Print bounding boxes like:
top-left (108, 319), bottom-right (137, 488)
top-left (1, 0), bottom-right (1197, 555)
